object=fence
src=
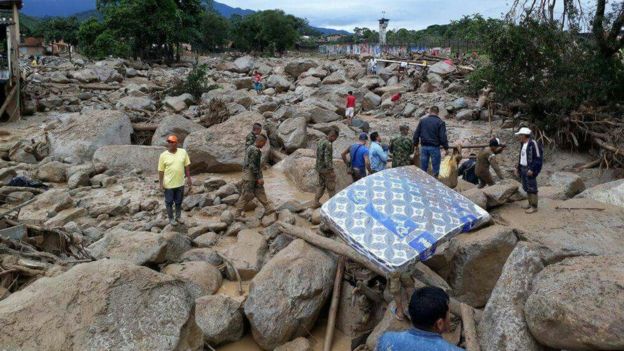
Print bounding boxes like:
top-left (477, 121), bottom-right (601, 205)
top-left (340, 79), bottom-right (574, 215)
top-left (319, 39), bottom-right (481, 58)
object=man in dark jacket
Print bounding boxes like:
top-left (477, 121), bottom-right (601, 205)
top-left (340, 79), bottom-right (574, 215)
top-left (458, 153), bottom-right (478, 185)
top-left (514, 127), bottom-right (543, 214)
top-left (413, 106), bottom-right (449, 177)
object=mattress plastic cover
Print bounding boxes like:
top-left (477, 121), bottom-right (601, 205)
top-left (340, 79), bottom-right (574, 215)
top-left (320, 166), bottom-right (491, 273)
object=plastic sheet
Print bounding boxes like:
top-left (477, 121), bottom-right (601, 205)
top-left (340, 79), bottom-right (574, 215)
top-left (320, 166), bottom-right (491, 273)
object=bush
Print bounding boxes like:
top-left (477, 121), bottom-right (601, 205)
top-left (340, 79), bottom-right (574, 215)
top-left (173, 64), bottom-right (218, 99)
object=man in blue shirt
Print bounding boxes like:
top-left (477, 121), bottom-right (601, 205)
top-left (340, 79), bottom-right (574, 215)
top-left (413, 106), bottom-right (449, 177)
top-left (369, 132), bottom-right (389, 174)
top-left (341, 132), bottom-right (372, 182)
top-left (377, 287), bottom-right (464, 351)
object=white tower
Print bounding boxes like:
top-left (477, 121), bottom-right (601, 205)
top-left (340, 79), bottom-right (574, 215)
top-left (378, 13), bottom-right (389, 46)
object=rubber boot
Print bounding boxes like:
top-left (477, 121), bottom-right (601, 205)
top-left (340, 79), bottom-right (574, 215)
top-left (175, 205), bottom-right (183, 224)
top-left (166, 204), bottom-right (175, 225)
top-left (525, 194), bottom-right (538, 214)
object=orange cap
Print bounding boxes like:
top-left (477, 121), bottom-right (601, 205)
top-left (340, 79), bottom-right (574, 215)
top-left (166, 135), bottom-right (178, 143)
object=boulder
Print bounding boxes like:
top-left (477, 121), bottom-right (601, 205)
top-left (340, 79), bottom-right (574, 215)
top-left (428, 61), bottom-right (456, 75)
top-left (280, 149), bottom-right (352, 194)
top-left (152, 115), bottom-right (205, 147)
top-left (184, 111), bottom-right (269, 173)
top-left (179, 248), bottom-right (222, 266)
top-left (164, 93), bottom-right (194, 113)
top-left (274, 337), bottom-right (312, 351)
top-left (296, 104), bottom-right (342, 124)
top-left (232, 56), bottom-right (254, 73)
top-left (48, 111), bottom-right (133, 162)
top-left (17, 189), bottom-right (73, 225)
top-left (482, 180), bottom-right (519, 208)
top-left (195, 295), bottom-right (245, 345)
top-left (549, 171), bottom-right (585, 198)
top-left (322, 71), bottom-right (347, 85)
top-left (232, 77), bottom-right (253, 90)
top-left (285, 59), bottom-right (318, 78)
top-left (446, 226), bottom-right (519, 307)
top-left (525, 255), bottom-right (624, 350)
top-left (48, 71), bottom-right (69, 83)
top-left (219, 229), bottom-right (268, 280)
top-left (162, 261), bottom-right (222, 298)
top-left (0, 260), bottom-right (201, 351)
top-left (116, 96), bottom-right (156, 112)
top-left (455, 109), bottom-right (475, 121)
top-left (44, 207), bottom-right (87, 228)
top-left (71, 68), bottom-right (98, 83)
top-left (88, 228), bottom-right (190, 265)
top-left (266, 75), bottom-right (292, 93)
top-left (93, 66), bottom-right (123, 83)
top-left (192, 232), bottom-right (218, 247)
top-left (311, 85), bottom-right (364, 115)
top-left (244, 239), bottom-right (336, 350)
top-left (93, 145), bottom-right (163, 174)
top-left (478, 242), bottom-right (546, 351)
top-left (297, 76), bottom-right (321, 87)
top-left (362, 91), bottom-right (382, 111)
top-left (35, 161), bottom-right (67, 183)
top-left (358, 76), bottom-right (386, 90)
top-left (277, 116), bottom-right (307, 153)
top-left (576, 179), bottom-right (624, 208)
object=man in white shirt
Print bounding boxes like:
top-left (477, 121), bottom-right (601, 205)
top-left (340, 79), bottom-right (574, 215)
top-left (514, 127), bottom-right (543, 214)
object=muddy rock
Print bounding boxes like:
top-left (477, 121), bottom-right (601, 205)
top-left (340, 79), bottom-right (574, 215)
top-left (362, 91), bottom-right (382, 111)
top-left (35, 161), bottom-right (67, 183)
top-left (478, 242), bottom-right (546, 351)
top-left (244, 239), bottom-right (336, 350)
top-left (88, 228), bottom-right (190, 265)
top-left (233, 76), bottom-right (253, 90)
top-left (445, 225), bottom-right (519, 307)
top-left (93, 145), bottom-right (163, 174)
top-left (274, 337), bottom-right (312, 351)
top-left (280, 149), bottom-right (352, 194)
top-left (576, 179), bottom-right (624, 208)
top-left (204, 177), bottom-right (227, 192)
top-left (296, 104), bottom-right (342, 124)
top-left (482, 179), bottom-right (519, 208)
top-left (232, 56), bottom-right (255, 73)
top-left (162, 261), bottom-right (222, 298)
top-left (311, 85), bottom-right (364, 115)
top-left (285, 59), bottom-right (318, 78)
top-left (297, 76), bottom-right (321, 87)
top-left (179, 248), bottom-right (222, 266)
top-left (67, 170), bottom-right (91, 189)
top-left (18, 189), bottom-right (73, 225)
top-left (164, 93), bottom-right (194, 112)
top-left (266, 75), bottom-right (292, 93)
top-left (192, 232), bottom-right (218, 247)
top-left (525, 255), bottom-right (624, 350)
top-left (116, 96), bottom-right (156, 112)
top-left (48, 111), bottom-right (133, 162)
top-left (277, 116), bottom-right (308, 153)
top-left (195, 294), bottom-right (245, 345)
top-left (323, 70), bottom-right (347, 85)
top-left (45, 207), bottom-right (87, 228)
top-left (549, 171), bottom-right (585, 198)
top-left (184, 111), bottom-right (269, 173)
top-left (219, 229), bottom-right (268, 280)
top-left (0, 260), bottom-right (201, 351)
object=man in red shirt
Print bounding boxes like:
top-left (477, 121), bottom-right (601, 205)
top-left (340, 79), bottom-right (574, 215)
top-left (345, 91), bottom-right (356, 125)
top-left (391, 93), bottom-right (402, 103)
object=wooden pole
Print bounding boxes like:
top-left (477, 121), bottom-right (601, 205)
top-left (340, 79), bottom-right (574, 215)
top-left (460, 303), bottom-right (481, 351)
top-left (323, 257), bottom-right (344, 351)
top-left (275, 222), bottom-right (482, 322)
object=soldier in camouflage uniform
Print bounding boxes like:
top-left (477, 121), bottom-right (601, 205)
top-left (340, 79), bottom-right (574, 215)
top-left (313, 129), bottom-right (338, 208)
top-left (245, 123), bottom-right (263, 149)
top-left (390, 125), bottom-right (414, 168)
top-left (236, 134), bottom-right (274, 217)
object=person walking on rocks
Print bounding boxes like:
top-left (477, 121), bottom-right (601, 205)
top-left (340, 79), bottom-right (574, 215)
top-left (252, 70), bottom-right (263, 95)
top-left (413, 106), bottom-right (449, 177)
top-left (314, 129), bottom-right (338, 207)
top-left (390, 125), bottom-right (414, 168)
top-left (369, 132), bottom-right (389, 174)
top-left (236, 134), bottom-right (274, 217)
top-left (514, 127), bottom-right (543, 214)
top-left (345, 91), bottom-right (356, 125)
top-left (377, 287), bottom-right (463, 351)
top-left (475, 138), bottom-right (506, 188)
top-left (246, 123), bottom-right (262, 148)
top-left (158, 135), bottom-right (192, 225)
top-left (342, 132), bottom-right (372, 182)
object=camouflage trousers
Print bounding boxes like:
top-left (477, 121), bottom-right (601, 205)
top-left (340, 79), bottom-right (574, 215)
top-left (315, 169), bottom-right (337, 203)
top-left (235, 180), bottom-right (273, 213)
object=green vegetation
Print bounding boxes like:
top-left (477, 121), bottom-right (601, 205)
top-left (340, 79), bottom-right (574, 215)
top-left (229, 10), bottom-right (305, 54)
top-left (32, 17), bottom-right (80, 45)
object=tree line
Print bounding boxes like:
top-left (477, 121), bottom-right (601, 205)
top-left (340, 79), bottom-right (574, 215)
top-left (26, 0), bottom-right (315, 61)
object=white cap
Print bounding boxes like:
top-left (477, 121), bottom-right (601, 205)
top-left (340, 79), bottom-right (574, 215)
top-left (515, 127), bottom-right (532, 136)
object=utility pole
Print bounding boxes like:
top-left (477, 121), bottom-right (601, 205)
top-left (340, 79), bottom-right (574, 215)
top-left (378, 12), bottom-right (389, 47)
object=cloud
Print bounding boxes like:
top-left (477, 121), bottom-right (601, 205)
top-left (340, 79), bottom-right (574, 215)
top-left (218, 0), bottom-right (510, 30)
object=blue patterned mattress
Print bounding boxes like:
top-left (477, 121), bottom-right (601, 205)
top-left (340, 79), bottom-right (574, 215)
top-left (320, 166), bottom-right (491, 273)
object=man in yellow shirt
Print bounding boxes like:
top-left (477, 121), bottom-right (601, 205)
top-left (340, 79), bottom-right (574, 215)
top-left (158, 135), bottom-right (192, 225)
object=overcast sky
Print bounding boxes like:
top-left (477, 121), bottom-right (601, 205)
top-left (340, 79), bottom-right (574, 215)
top-left (218, 0), bottom-right (512, 30)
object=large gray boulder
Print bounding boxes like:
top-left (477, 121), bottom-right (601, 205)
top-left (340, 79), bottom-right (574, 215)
top-left (296, 104), bottom-right (342, 124)
top-left (116, 96), bottom-right (156, 112)
top-left (162, 261), bottom-right (222, 298)
top-left (482, 179), bottom-right (519, 208)
top-left (285, 59), bottom-right (318, 78)
top-left (549, 171), bottom-right (585, 198)
top-left (93, 145), bottom-right (163, 174)
top-left (478, 242), bottom-right (546, 351)
top-left (218, 229), bottom-right (268, 280)
top-left (35, 161), bottom-right (68, 183)
top-left (164, 93), bottom-right (194, 113)
top-left (184, 111), bottom-right (269, 173)
top-left (17, 189), bottom-right (74, 225)
top-left (280, 148), bottom-right (351, 194)
top-left (525, 255), bottom-right (624, 350)
top-left (0, 260), bottom-right (202, 351)
top-left (576, 179), bottom-right (624, 208)
top-left (48, 111), bottom-right (133, 162)
top-left (232, 56), bottom-right (255, 73)
top-left (322, 70), bottom-right (347, 85)
top-left (152, 115), bottom-right (205, 147)
top-left (266, 75), bottom-right (292, 93)
top-left (362, 91), bottom-right (382, 111)
top-left (277, 116), bottom-right (308, 153)
top-left (88, 228), bottom-right (191, 265)
top-left (311, 85), bottom-right (364, 115)
top-left (70, 68), bottom-right (98, 83)
top-left (244, 239), bottom-right (336, 350)
top-left (195, 295), bottom-right (245, 345)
